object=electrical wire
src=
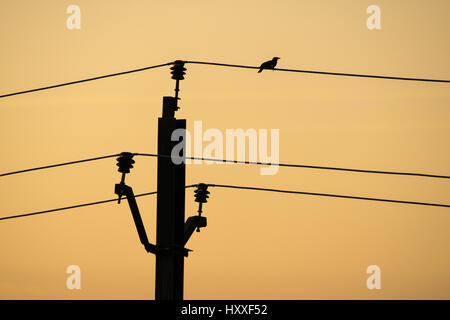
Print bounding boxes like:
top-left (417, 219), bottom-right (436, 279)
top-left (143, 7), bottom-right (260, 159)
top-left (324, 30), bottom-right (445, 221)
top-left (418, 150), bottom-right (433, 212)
top-left (1, 152), bottom-right (449, 180)
top-left (1, 59), bottom-right (449, 99)
top-left (0, 191), bottom-right (156, 221)
top-left (207, 184), bottom-right (450, 208)
top-left (1, 182), bottom-right (447, 222)
top-left (185, 60), bottom-right (450, 83)
top-left (135, 153), bottom-right (450, 179)
top-left (0, 185), bottom-right (198, 221)
top-left (0, 154), bottom-right (120, 177)
top-left (0, 62), bottom-right (173, 98)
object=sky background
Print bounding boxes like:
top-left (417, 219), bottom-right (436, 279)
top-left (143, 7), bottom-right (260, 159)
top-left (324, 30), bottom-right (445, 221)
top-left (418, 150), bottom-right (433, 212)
top-left (0, 0), bottom-right (449, 299)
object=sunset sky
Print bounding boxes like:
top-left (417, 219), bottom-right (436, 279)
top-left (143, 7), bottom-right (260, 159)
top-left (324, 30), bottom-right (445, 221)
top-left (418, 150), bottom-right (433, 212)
top-left (0, 0), bottom-right (449, 299)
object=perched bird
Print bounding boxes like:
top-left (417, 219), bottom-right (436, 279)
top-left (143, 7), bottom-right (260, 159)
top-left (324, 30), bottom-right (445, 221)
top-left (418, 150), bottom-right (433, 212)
top-left (258, 57), bottom-right (280, 73)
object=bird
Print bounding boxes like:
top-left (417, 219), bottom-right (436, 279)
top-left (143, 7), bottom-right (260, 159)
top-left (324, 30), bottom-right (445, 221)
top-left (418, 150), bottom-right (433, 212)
top-left (258, 57), bottom-right (280, 73)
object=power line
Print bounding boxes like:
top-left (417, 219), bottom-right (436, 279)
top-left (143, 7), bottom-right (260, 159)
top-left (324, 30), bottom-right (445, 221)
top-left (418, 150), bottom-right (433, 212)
top-left (185, 60), bottom-right (450, 83)
top-left (0, 62), bottom-right (173, 99)
top-left (135, 153), bottom-right (450, 180)
top-left (1, 152), bottom-right (449, 180)
top-left (1, 60), bottom-right (449, 99)
top-left (2, 182), bottom-right (447, 222)
top-left (0, 185), bottom-right (198, 221)
top-left (0, 154), bottom-right (119, 177)
top-left (207, 184), bottom-right (450, 208)
top-left (0, 191), bottom-right (156, 221)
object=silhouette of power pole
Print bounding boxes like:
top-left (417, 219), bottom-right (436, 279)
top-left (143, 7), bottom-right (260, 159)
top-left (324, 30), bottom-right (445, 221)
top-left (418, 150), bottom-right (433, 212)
top-left (155, 60), bottom-right (188, 300)
top-left (114, 60), bottom-right (209, 300)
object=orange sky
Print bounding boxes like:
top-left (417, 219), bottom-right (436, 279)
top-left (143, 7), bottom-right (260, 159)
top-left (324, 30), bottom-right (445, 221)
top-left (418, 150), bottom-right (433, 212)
top-left (0, 0), bottom-right (449, 299)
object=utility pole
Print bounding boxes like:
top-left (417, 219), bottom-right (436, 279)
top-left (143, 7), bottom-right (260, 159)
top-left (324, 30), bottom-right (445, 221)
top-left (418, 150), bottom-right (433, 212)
top-left (155, 60), bottom-right (187, 300)
top-left (114, 60), bottom-right (209, 301)
top-left (155, 96), bottom-right (186, 300)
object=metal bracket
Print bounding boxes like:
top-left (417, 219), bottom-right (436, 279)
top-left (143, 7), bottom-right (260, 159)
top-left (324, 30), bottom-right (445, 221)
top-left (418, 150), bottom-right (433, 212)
top-left (184, 215), bottom-right (207, 245)
top-left (157, 245), bottom-right (192, 257)
top-left (115, 183), bottom-right (157, 254)
top-left (115, 183), bottom-right (193, 257)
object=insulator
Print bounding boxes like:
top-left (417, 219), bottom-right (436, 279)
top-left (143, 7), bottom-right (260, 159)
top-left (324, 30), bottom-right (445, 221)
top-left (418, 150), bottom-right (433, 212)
top-left (194, 183), bottom-right (210, 203)
top-left (171, 60), bottom-right (186, 80)
top-left (116, 152), bottom-right (135, 174)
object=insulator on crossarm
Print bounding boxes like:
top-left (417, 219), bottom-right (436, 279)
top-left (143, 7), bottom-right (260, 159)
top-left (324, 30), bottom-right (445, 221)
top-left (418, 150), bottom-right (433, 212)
top-left (115, 152), bottom-right (135, 203)
top-left (194, 183), bottom-right (209, 204)
top-left (116, 152), bottom-right (135, 174)
top-left (193, 183), bottom-right (209, 232)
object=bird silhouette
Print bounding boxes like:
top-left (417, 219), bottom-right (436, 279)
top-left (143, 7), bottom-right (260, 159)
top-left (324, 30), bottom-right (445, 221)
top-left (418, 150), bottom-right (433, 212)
top-left (258, 57), bottom-right (280, 73)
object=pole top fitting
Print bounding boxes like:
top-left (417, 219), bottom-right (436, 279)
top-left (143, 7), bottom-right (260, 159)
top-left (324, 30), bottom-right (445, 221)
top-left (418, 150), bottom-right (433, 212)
top-left (162, 96), bottom-right (179, 118)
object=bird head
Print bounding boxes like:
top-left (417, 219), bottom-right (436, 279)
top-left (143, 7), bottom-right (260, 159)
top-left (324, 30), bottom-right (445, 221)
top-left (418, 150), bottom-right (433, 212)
top-left (273, 57), bottom-right (280, 61)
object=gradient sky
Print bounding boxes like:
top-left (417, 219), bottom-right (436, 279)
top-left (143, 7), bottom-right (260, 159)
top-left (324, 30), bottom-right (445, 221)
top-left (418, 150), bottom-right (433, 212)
top-left (0, 0), bottom-right (449, 299)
